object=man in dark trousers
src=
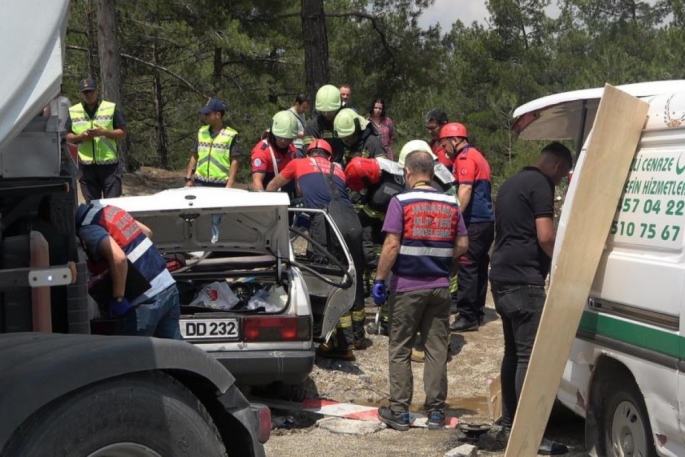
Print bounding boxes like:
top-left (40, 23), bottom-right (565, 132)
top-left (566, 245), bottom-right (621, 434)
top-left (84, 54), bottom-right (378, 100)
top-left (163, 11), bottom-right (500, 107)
top-left (66, 77), bottom-right (127, 202)
top-left (439, 122), bottom-right (494, 332)
top-left (373, 151), bottom-right (468, 431)
top-left (267, 139), bottom-right (365, 359)
top-left (489, 142), bottom-right (572, 455)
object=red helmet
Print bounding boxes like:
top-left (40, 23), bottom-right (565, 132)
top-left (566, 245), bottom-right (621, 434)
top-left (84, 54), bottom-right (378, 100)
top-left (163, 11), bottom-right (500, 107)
top-left (439, 122), bottom-right (468, 140)
top-left (306, 139), bottom-right (333, 156)
top-left (344, 157), bottom-right (381, 191)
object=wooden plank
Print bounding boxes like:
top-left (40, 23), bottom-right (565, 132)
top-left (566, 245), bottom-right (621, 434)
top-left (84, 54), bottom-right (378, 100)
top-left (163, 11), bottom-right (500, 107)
top-left (504, 84), bottom-right (649, 457)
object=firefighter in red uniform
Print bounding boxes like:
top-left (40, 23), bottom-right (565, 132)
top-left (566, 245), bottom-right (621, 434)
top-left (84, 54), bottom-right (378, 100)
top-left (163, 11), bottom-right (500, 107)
top-left (267, 140), bottom-right (366, 358)
top-left (439, 123), bottom-right (494, 332)
top-left (251, 110), bottom-right (301, 198)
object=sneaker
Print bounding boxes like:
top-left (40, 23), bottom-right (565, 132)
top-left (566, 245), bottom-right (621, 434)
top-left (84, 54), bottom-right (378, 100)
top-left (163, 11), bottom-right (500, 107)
top-left (426, 410), bottom-right (445, 430)
top-left (377, 406), bottom-right (410, 431)
top-left (365, 322), bottom-right (388, 336)
top-left (316, 344), bottom-right (356, 361)
top-left (411, 348), bottom-right (425, 363)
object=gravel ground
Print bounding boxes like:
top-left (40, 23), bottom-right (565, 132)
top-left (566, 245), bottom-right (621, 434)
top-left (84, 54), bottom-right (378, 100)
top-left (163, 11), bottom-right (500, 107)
top-left (263, 295), bottom-right (589, 457)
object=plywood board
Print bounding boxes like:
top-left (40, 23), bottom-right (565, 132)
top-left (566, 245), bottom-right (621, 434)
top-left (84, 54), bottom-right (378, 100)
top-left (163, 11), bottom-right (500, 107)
top-left (505, 85), bottom-right (649, 457)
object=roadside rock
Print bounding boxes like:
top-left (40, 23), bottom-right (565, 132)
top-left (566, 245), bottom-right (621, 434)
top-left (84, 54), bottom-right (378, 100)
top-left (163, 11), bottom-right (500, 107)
top-left (317, 417), bottom-right (386, 435)
top-left (445, 443), bottom-right (478, 457)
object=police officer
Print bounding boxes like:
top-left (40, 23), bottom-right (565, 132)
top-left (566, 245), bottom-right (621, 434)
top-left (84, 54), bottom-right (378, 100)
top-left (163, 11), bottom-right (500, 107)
top-left (267, 139), bottom-right (365, 357)
top-left (185, 98), bottom-right (239, 188)
top-left (251, 110), bottom-right (301, 197)
top-left (303, 85), bottom-right (346, 164)
top-left (334, 108), bottom-right (387, 164)
top-left (76, 203), bottom-right (180, 339)
top-left (66, 77), bottom-right (127, 202)
top-left (439, 123), bottom-right (495, 332)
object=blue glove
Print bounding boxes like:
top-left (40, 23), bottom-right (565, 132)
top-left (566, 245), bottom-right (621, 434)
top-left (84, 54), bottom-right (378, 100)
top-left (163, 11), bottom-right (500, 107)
top-left (109, 296), bottom-right (133, 317)
top-left (372, 279), bottom-right (387, 305)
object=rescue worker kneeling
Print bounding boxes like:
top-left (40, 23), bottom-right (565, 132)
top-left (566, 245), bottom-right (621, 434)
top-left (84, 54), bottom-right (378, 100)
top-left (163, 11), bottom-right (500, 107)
top-left (76, 203), bottom-right (181, 339)
top-left (373, 151), bottom-right (468, 431)
top-left (334, 108), bottom-right (387, 164)
top-left (266, 139), bottom-right (366, 358)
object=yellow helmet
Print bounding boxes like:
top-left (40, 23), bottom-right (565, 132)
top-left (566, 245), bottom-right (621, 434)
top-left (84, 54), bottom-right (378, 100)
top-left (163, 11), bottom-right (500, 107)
top-left (398, 140), bottom-right (437, 168)
top-left (315, 84), bottom-right (342, 112)
top-left (333, 108), bottom-right (368, 138)
top-left (271, 110), bottom-right (298, 139)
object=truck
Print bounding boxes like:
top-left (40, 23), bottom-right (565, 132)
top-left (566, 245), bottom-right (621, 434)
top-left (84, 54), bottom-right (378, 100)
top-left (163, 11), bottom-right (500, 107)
top-left (0, 1), bottom-right (270, 456)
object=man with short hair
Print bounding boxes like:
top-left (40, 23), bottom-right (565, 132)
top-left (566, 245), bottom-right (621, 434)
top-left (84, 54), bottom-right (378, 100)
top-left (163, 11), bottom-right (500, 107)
top-left (424, 109), bottom-right (452, 168)
top-left (373, 151), bottom-right (468, 431)
top-left (489, 142), bottom-right (572, 455)
top-left (185, 98), bottom-right (240, 188)
top-left (288, 93), bottom-right (310, 155)
top-left (339, 84), bottom-right (356, 112)
top-left (76, 202), bottom-right (180, 339)
top-left (66, 77), bottom-right (127, 202)
top-left (439, 123), bottom-right (495, 332)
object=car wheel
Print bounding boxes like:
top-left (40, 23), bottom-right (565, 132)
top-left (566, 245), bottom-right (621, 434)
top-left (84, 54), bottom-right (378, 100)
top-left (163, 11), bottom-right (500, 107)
top-left (3, 371), bottom-right (227, 457)
top-left (603, 380), bottom-right (657, 457)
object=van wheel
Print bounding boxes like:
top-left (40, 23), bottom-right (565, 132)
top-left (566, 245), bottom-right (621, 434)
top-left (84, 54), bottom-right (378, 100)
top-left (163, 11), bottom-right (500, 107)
top-left (603, 380), bottom-right (657, 457)
top-left (3, 371), bottom-right (227, 457)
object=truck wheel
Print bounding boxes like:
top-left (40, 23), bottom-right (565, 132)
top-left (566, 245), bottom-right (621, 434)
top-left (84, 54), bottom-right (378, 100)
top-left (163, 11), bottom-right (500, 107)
top-left (603, 380), bottom-right (657, 457)
top-left (3, 371), bottom-right (227, 457)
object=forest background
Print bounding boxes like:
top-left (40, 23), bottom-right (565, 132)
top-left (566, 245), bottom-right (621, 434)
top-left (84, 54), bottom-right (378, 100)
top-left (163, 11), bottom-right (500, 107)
top-left (64, 0), bottom-right (685, 191)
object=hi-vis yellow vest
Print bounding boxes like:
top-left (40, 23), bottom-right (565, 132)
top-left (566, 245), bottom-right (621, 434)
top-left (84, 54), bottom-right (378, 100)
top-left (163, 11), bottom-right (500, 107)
top-left (195, 125), bottom-right (238, 183)
top-left (69, 101), bottom-right (119, 164)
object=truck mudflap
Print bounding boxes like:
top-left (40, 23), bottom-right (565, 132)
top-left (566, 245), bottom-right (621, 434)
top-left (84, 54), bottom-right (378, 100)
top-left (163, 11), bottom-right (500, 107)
top-left (0, 332), bottom-right (236, 450)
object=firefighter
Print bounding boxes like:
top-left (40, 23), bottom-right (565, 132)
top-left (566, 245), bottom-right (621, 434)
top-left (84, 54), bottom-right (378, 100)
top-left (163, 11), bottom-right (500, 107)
top-left (185, 98), bottom-right (239, 188)
top-left (334, 108), bottom-right (387, 164)
top-left (345, 155), bottom-right (405, 335)
top-left (266, 139), bottom-right (366, 357)
top-left (303, 85), bottom-right (346, 164)
top-left (251, 110), bottom-right (301, 199)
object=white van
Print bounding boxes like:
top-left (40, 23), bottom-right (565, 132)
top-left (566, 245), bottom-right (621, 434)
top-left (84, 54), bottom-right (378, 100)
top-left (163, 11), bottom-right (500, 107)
top-left (512, 80), bottom-right (685, 457)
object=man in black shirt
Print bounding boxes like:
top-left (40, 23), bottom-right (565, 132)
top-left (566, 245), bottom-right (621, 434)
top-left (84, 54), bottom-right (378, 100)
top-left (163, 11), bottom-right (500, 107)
top-left (489, 142), bottom-right (572, 455)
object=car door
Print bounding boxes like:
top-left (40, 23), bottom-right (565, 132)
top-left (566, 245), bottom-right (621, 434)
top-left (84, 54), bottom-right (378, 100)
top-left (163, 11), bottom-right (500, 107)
top-left (288, 208), bottom-right (356, 341)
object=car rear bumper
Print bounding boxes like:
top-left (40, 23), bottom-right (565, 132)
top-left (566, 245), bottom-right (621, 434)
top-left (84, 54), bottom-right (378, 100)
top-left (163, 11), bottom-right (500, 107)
top-left (209, 348), bottom-right (315, 386)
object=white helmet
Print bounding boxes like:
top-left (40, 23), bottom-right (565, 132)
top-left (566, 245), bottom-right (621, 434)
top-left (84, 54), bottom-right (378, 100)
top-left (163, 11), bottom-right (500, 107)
top-left (398, 140), bottom-right (437, 168)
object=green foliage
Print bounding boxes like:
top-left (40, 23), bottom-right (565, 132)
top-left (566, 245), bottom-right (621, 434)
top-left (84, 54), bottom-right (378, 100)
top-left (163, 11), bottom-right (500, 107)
top-left (64, 0), bottom-right (679, 194)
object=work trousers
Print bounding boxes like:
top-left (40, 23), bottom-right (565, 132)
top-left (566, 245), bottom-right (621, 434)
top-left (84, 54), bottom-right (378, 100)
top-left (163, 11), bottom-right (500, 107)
top-left (456, 221), bottom-right (494, 323)
top-left (388, 287), bottom-right (451, 413)
top-left (79, 163), bottom-right (122, 203)
top-left (491, 281), bottom-right (545, 430)
top-left (310, 211), bottom-right (366, 347)
top-left (359, 210), bottom-right (383, 268)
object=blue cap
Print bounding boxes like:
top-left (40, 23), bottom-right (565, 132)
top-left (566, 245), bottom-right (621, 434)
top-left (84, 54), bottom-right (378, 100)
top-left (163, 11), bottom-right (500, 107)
top-left (199, 98), bottom-right (227, 114)
top-left (78, 77), bottom-right (97, 92)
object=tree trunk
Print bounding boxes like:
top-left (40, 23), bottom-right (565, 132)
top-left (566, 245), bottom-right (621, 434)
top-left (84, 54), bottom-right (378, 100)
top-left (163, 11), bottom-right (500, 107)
top-left (301, 0), bottom-right (329, 102)
top-left (213, 47), bottom-right (222, 88)
top-left (86, 1), bottom-right (98, 77)
top-left (96, 0), bottom-right (128, 171)
top-left (153, 39), bottom-right (169, 169)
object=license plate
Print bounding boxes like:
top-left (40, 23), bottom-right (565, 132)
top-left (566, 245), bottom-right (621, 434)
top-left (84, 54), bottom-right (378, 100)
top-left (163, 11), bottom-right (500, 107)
top-left (181, 318), bottom-right (239, 340)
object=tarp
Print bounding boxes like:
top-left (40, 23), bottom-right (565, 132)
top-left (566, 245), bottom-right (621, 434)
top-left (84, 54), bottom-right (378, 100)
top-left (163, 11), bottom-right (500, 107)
top-left (0, 0), bottom-right (69, 151)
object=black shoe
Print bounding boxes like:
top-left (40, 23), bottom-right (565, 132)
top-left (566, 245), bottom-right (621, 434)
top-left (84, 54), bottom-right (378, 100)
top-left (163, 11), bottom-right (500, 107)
top-left (316, 344), bottom-right (356, 361)
top-left (450, 317), bottom-right (479, 332)
top-left (366, 322), bottom-right (388, 336)
top-left (378, 406), bottom-right (410, 431)
top-left (538, 437), bottom-right (568, 455)
top-left (426, 410), bottom-right (445, 430)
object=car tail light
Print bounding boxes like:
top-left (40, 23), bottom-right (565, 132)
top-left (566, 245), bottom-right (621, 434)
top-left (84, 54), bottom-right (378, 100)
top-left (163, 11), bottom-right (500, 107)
top-left (243, 316), bottom-right (311, 342)
top-left (252, 403), bottom-right (271, 443)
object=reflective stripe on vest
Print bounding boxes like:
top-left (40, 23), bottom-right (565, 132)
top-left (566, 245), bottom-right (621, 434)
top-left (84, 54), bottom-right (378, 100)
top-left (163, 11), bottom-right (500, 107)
top-left (69, 101), bottom-right (118, 164)
top-left (392, 189), bottom-right (460, 278)
top-left (79, 204), bottom-right (172, 303)
top-left (195, 125), bottom-right (237, 183)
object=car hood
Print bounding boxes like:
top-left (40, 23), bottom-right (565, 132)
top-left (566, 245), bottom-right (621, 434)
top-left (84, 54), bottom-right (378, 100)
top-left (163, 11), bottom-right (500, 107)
top-left (100, 188), bottom-right (291, 257)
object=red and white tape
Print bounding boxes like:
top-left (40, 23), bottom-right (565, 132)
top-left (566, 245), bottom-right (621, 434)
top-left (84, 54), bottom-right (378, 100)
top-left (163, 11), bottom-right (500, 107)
top-left (262, 398), bottom-right (458, 428)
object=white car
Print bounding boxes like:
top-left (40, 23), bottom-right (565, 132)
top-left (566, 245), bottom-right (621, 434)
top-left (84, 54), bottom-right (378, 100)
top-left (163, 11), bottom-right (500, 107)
top-left (99, 187), bottom-right (356, 386)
